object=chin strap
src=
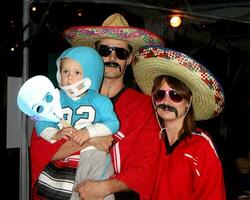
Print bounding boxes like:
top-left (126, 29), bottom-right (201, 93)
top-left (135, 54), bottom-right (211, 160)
top-left (184, 95), bottom-right (193, 118)
top-left (61, 78), bottom-right (91, 98)
top-left (151, 96), bottom-right (166, 139)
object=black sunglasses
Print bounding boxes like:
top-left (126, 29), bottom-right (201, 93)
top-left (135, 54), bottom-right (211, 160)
top-left (97, 45), bottom-right (130, 60)
top-left (153, 89), bottom-right (183, 103)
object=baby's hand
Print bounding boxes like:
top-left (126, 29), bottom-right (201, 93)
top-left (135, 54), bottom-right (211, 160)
top-left (59, 127), bottom-right (77, 140)
top-left (71, 128), bottom-right (90, 145)
top-left (51, 132), bottom-right (64, 141)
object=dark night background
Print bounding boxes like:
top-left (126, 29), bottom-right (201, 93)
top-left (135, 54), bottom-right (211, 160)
top-left (1, 0), bottom-right (250, 199)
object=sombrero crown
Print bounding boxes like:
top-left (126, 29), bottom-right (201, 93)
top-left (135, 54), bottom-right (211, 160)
top-left (133, 46), bottom-right (225, 121)
top-left (63, 13), bottom-right (165, 52)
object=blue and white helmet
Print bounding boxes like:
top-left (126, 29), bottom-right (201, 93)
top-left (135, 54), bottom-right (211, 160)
top-left (56, 46), bottom-right (104, 97)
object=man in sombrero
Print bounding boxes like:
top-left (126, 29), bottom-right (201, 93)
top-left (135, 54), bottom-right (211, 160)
top-left (132, 46), bottom-right (226, 199)
top-left (30, 13), bottom-right (165, 200)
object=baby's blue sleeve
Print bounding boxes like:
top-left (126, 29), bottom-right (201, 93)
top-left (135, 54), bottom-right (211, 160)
top-left (35, 120), bottom-right (58, 136)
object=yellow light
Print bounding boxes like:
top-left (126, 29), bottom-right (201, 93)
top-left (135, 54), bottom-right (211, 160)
top-left (170, 16), bottom-right (182, 28)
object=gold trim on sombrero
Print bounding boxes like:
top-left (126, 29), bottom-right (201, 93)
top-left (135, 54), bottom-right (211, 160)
top-left (133, 46), bottom-right (224, 120)
top-left (63, 13), bottom-right (165, 52)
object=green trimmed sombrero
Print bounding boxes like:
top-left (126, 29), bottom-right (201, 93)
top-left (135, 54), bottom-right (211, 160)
top-left (133, 46), bottom-right (225, 120)
top-left (63, 13), bottom-right (165, 53)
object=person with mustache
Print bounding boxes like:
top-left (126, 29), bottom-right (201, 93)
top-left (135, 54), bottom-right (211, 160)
top-left (132, 46), bottom-right (226, 199)
top-left (30, 13), bottom-right (165, 200)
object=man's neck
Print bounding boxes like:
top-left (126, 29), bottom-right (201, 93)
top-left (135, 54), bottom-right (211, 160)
top-left (101, 78), bottom-right (124, 98)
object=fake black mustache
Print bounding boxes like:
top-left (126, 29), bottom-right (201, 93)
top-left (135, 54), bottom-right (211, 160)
top-left (156, 104), bottom-right (178, 118)
top-left (104, 62), bottom-right (121, 72)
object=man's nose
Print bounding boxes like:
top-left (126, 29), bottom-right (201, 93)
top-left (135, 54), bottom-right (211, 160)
top-left (109, 50), bottom-right (117, 61)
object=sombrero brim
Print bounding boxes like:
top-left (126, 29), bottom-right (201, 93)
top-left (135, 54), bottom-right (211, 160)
top-left (133, 47), bottom-right (224, 120)
top-left (63, 26), bottom-right (165, 52)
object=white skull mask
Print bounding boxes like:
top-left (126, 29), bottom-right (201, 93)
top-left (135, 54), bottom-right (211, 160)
top-left (17, 75), bottom-right (63, 122)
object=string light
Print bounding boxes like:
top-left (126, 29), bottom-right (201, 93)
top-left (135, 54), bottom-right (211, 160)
top-left (32, 6), bottom-right (37, 12)
top-left (169, 15), bottom-right (182, 28)
top-left (77, 9), bottom-right (83, 17)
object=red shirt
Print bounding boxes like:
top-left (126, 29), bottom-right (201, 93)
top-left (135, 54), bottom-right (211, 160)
top-left (111, 88), bottom-right (161, 199)
top-left (151, 130), bottom-right (226, 200)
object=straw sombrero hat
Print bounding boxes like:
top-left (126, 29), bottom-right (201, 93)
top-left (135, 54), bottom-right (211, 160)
top-left (133, 46), bottom-right (225, 120)
top-left (63, 13), bottom-right (165, 53)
